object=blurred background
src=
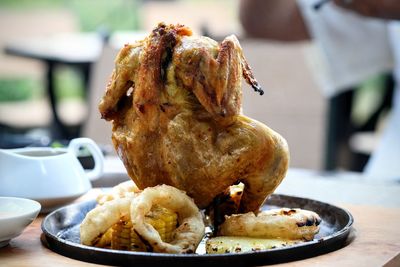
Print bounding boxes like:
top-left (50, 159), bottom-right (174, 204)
top-left (0, 0), bottom-right (395, 173)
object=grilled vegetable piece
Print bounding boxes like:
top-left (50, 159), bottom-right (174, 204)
top-left (219, 208), bottom-right (321, 241)
top-left (111, 206), bottom-right (178, 251)
top-left (144, 205), bottom-right (178, 244)
top-left (112, 216), bottom-right (134, 250)
top-left (95, 228), bottom-right (113, 248)
top-left (206, 236), bottom-right (300, 254)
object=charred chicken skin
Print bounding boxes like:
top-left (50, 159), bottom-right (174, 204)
top-left (99, 23), bottom-right (289, 213)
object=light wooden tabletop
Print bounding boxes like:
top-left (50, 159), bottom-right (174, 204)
top-left (0, 188), bottom-right (399, 267)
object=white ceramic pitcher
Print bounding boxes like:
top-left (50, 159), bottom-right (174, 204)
top-left (0, 138), bottom-right (104, 211)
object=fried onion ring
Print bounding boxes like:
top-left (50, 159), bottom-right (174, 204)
top-left (80, 197), bottom-right (132, 246)
top-left (218, 208), bottom-right (321, 241)
top-left (130, 184), bottom-right (205, 253)
top-left (96, 180), bottom-right (141, 205)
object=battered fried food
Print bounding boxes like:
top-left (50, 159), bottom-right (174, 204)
top-left (81, 197), bottom-right (132, 246)
top-left (130, 184), bottom-right (205, 253)
top-left (218, 208), bottom-right (321, 241)
top-left (97, 180), bottom-right (141, 205)
top-left (80, 184), bottom-right (204, 254)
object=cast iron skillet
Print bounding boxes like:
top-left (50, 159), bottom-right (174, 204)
top-left (41, 194), bottom-right (354, 266)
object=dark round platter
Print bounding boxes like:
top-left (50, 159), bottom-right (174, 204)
top-left (41, 194), bottom-right (354, 266)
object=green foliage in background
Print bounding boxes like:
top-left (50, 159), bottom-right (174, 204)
top-left (0, 0), bottom-right (141, 103)
top-left (0, 0), bottom-right (141, 32)
top-left (352, 74), bottom-right (387, 127)
top-left (0, 78), bottom-right (41, 102)
top-left (0, 0), bottom-right (64, 9)
top-left (54, 66), bottom-right (85, 101)
top-left (0, 66), bottom-right (85, 103)
top-left (69, 0), bottom-right (140, 32)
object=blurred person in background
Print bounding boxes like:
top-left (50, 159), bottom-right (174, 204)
top-left (239, 0), bottom-right (400, 179)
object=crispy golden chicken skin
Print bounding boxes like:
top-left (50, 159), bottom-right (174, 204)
top-left (99, 23), bottom-right (289, 213)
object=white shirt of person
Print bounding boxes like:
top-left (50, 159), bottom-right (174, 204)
top-left (297, 0), bottom-right (400, 180)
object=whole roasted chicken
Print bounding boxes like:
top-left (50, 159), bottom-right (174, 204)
top-left (99, 23), bottom-right (289, 213)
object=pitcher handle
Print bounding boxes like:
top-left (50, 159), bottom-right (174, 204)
top-left (68, 138), bottom-right (104, 181)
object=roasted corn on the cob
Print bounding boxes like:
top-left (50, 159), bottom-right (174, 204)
top-left (111, 205), bottom-right (178, 251)
top-left (111, 216), bottom-right (135, 250)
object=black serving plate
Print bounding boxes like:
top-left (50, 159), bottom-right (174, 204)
top-left (41, 194), bottom-right (354, 266)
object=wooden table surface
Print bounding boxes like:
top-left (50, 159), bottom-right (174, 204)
top-left (1, 190), bottom-right (399, 267)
